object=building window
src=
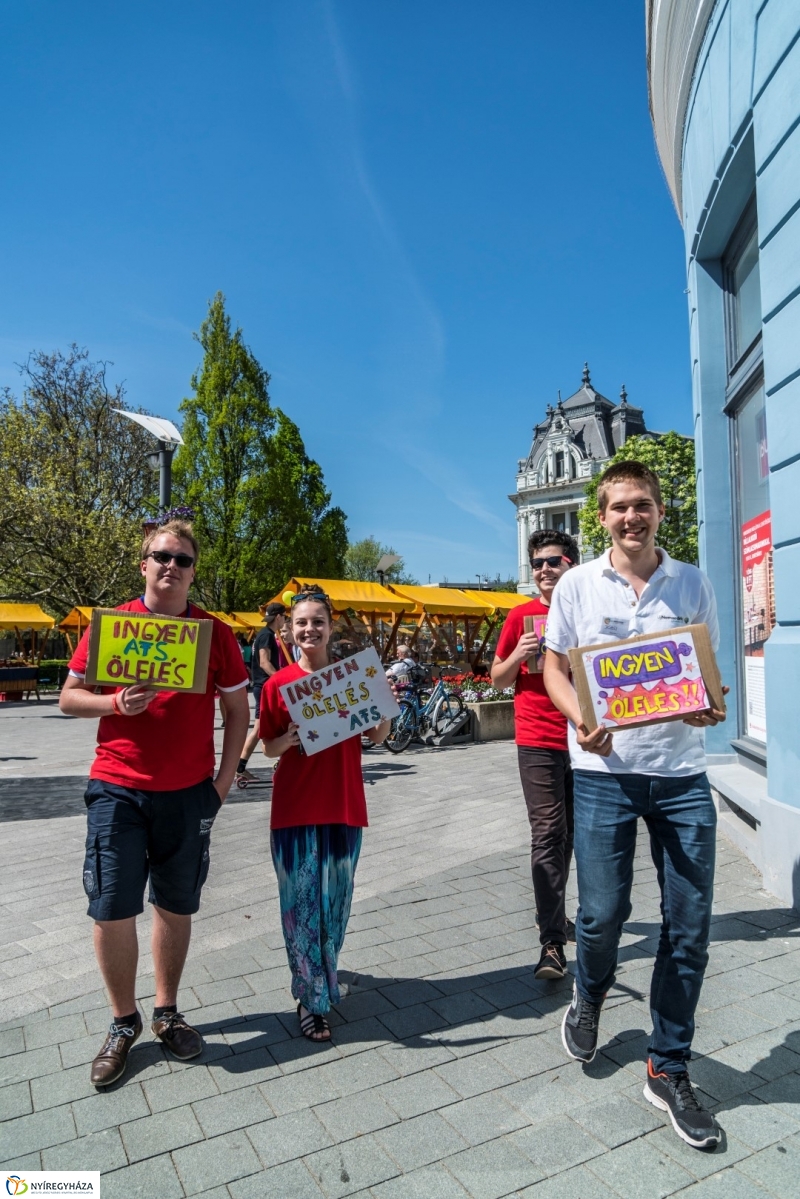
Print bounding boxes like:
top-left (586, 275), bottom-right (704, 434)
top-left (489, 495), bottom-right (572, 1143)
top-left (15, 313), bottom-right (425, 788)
top-left (570, 511), bottom-right (579, 536)
top-left (724, 199), bottom-right (762, 372)
top-left (555, 451), bottom-right (565, 478)
top-left (733, 384), bottom-right (773, 743)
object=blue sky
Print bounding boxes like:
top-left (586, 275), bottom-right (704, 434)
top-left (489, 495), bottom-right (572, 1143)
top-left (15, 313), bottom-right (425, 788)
top-left (0, 1), bottom-right (689, 585)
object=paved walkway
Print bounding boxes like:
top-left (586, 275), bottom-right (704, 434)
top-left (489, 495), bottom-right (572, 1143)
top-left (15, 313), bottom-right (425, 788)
top-left (1, 708), bottom-right (799, 1197)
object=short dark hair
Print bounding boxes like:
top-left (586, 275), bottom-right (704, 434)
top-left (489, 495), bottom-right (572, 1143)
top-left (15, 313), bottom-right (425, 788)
top-left (264, 602), bottom-right (286, 623)
top-left (527, 529), bottom-right (579, 565)
top-left (596, 461), bottom-right (662, 512)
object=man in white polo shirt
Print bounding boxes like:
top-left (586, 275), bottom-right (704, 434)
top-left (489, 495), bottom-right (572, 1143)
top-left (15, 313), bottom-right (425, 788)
top-left (544, 461), bottom-right (727, 1150)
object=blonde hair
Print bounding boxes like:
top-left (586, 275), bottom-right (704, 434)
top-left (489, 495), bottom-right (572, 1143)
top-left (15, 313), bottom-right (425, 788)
top-left (141, 519), bottom-right (199, 562)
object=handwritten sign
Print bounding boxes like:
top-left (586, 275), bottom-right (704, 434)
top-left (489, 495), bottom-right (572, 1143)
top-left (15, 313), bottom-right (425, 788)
top-left (523, 614), bottom-right (548, 673)
top-left (568, 624), bottom-right (725, 732)
top-left (85, 608), bottom-right (213, 693)
top-left (280, 646), bottom-right (401, 756)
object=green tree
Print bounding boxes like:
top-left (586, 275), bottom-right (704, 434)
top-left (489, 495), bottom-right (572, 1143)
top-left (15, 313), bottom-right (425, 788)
top-left (578, 432), bottom-right (698, 563)
top-left (343, 536), bottom-right (418, 585)
top-left (0, 346), bottom-right (155, 614)
top-left (173, 293), bottom-right (347, 610)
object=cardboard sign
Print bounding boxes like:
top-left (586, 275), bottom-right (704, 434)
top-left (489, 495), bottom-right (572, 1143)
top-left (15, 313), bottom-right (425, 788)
top-left (568, 623), bottom-right (725, 732)
top-left (523, 614), bottom-right (548, 673)
top-left (280, 646), bottom-right (401, 756)
top-left (85, 608), bottom-right (213, 693)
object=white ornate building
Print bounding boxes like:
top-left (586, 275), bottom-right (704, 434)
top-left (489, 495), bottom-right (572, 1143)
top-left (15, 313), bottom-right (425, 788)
top-left (511, 365), bottom-right (652, 592)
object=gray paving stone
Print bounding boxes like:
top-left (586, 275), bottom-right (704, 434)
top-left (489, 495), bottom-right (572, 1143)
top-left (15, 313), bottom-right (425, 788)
top-left (586, 1134), bottom-right (697, 1198)
top-left (571, 1092), bottom-right (669, 1149)
top-left (0, 1104), bottom-right (76, 1159)
top-left (102, 1153), bottom-right (186, 1198)
top-left (71, 1081), bottom-right (150, 1136)
top-left (440, 1091), bottom-right (529, 1146)
top-left (41, 1125), bottom-right (127, 1171)
top-left (0, 1044), bottom-right (61, 1085)
top-left (173, 1128), bottom-right (264, 1195)
top-left (313, 1090), bottom-right (399, 1140)
top-left (446, 1138), bottom-right (544, 1199)
top-left (370, 1163), bottom-right (471, 1198)
top-left (206, 1045), bottom-right (282, 1092)
top-left (0, 1027), bottom-right (25, 1058)
top-left (0, 1150), bottom-right (41, 1171)
top-left (511, 1113), bottom-right (607, 1175)
top-left (120, 1103), bottom-right (204, 1162)
top-left (31, 1061), bottom-right (99, 1110)
top-left (719, 1096), bottom-right (800, 1150)
top-left (374, 1110), bottom-right (469, 1171)
top-left (435, 1052), bottom-right (518, 1099)
top-left (504, 1073), bottom-right (585, 1121)
top-left (379, 1002), bottom-right (449, 1040)
top-left (518, 1163), bottom-right (621, 1197)
top-left (490, 1034), bottom-right (568, 1080)
top-left (378, 1039), bottom-right (457, 1077)
top-left (23, 1012), bottom-right (87, 1049)
top-left (141, 1061), bottom-right (219, 1112)
top-left (378, 1071), bottom-right (461, 1119)
top-left (192, 1082), bottom-right (275, 1136)
top-left (229, 1159), bottom-right (324, 1197)
top-left (305, 1134), bottom-right (401, 1197)
top-left (642, 1126), bottom-right (752, 1182)
top-left (669, 1169), bottom-right (775, 1197)
top-left (0, 1080), bottom-right (32, 1121)
top-left (246, 1108), bottom-right (333, 1168)
top-left (736, 1130), bottom-right (800, 1193)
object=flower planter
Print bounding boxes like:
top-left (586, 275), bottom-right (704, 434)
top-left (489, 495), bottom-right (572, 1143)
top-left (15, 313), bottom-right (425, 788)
top-left (464, 699), bottom-right (515, 742)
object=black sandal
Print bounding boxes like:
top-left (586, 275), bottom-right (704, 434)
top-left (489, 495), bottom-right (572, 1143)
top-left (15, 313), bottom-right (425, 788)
top-left (297, 1003), bottom-right (331, 1042)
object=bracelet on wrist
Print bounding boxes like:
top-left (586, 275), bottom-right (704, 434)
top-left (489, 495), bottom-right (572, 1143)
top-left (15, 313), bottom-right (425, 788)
top-left (111, 692), bottom-right (121, 716)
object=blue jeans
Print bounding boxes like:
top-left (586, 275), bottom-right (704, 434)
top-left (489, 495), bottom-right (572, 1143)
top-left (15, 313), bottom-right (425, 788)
top-left (572, 770), bottom-right (716, 1075)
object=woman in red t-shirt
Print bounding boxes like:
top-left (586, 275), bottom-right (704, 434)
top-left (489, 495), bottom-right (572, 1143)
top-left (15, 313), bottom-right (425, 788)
top-left (259, 586), bottom-right (394, 1042)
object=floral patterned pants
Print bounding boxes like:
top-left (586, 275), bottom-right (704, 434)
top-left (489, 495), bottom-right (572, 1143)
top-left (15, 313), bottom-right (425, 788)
top-left (270, 824), bottom-right (363, 1014)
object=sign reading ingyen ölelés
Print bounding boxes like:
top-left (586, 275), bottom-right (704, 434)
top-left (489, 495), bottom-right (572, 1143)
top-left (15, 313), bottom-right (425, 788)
top-left (279, 646), bottom-right (401, 756)
top-left (568, 623), bottom-right (725, 732)
top-left (84, 608), bottom-right (213, 693)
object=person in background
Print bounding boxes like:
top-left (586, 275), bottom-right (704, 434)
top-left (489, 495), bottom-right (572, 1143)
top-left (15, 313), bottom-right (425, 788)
top-left (259, 586), bottom-right (396, 1041)
top-left (491, 529), bottom-right (578, 981)
top-left (385, 642), bottom-right (415, 683)
top-left (236, 602), bottom-right (286, 782)
top-left (60, 519), bottom-right (250, 1086)
top-left (544, 460), bottom-right (727, 1150)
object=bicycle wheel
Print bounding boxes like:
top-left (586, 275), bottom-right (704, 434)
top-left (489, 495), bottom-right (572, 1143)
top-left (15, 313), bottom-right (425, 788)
top-left (433, 692), bottom-right (465, 736)
top-left (384, 700), bottom-right (416, 753)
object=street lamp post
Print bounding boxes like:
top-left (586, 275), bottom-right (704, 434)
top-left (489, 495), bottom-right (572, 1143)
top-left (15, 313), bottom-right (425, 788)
top-left (375, 553), bottom-right (401, 588)
top-left (113, 410), bottom-right (184, 514)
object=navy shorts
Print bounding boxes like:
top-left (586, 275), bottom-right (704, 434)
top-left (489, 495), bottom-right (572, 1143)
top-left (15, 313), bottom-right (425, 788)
top-left (82, 777), bottom-right (223, 920)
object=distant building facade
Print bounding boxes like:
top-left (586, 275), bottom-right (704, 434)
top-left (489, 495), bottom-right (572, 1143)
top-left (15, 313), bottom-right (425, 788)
top-left (647, 0), bottom-right (800, 904)
top-left (511, 365), bottom-right (651, 592)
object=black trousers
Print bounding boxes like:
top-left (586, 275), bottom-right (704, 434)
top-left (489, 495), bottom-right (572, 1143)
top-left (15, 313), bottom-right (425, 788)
top-left (517, 746), bottom-right (574, 946)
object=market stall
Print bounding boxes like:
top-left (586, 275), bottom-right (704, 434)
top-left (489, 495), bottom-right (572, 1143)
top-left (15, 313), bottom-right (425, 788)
top-left (269, 578), bottom-right (409, 661)
top-left (0, 603), bottom-right (57, 700)
top-left (386, 585), bottom-right (495, 667)
top-left (59, 606), bottom-right (95, 654)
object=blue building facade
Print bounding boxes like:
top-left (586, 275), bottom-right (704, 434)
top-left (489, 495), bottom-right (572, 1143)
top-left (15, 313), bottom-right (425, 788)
top-left (648, 0), bottom-right (800, 903)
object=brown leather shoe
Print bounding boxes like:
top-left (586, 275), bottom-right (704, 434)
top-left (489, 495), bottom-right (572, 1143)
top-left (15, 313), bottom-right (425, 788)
top-left (90, 1012), bottom-right (143, 1087)
top-left (151, 1011), bottom-right (203, 1060)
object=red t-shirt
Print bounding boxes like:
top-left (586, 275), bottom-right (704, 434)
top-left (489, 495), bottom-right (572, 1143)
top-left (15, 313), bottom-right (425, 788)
top-left (494, 598), bottom-right (567, 750)
top-left (69, 599), bottom-right (249, 791)
top-left (259, 661), bottom-right (368, 830)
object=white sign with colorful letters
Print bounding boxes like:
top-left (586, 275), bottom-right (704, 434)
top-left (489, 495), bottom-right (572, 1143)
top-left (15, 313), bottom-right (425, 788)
top-left (279, 646), bottom-right (401, 756)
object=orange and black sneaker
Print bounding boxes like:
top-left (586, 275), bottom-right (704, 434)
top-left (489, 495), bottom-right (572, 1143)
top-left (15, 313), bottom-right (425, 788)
top-left (643, 1058), bottom-right (722, 1149)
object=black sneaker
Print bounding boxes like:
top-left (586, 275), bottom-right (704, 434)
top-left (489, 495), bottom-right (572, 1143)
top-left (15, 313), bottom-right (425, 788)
top-left (534, 943), bottom-right (567, 980)
top-left (561, 982), bottom-right (602, 1063)
top-left (643, 1059), bottom-right (722, 1149)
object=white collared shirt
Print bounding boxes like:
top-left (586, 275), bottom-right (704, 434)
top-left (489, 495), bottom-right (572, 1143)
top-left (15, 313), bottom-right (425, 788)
top-left (545, 548), bottom-right (719, 777)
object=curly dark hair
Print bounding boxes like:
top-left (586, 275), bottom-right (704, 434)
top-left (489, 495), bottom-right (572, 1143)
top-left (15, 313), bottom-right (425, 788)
top-left (527, 529), bottom-right (579, 566)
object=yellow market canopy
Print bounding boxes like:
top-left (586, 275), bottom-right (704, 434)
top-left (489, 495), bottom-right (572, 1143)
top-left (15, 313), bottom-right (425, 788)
top-left (59, 606), bottom-right (95, 632)
top-left (230, 612), bottom-right (266, 632)
top-left (209, 612), bottom-right (250, 634)
top-left (0, 604), bottom-right (56, 632)
top-left (387, 585), bottom-right (494, 618)
top-left (460, 590), bottom-right (530, 614)
top-left (274, 578), bottom-right (407, 616)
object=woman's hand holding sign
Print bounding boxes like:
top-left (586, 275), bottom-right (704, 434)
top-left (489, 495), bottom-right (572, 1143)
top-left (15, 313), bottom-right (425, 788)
top-left (263, 722), bottom-right (301, 758)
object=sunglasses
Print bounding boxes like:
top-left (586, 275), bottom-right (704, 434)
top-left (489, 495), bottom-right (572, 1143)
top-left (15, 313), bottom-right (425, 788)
top-left (531, 555), bottom-right (571, 570)
top-left (146, 550), bottom-right (195, 568)
top-left (290, 591), bottom-right (329, 605)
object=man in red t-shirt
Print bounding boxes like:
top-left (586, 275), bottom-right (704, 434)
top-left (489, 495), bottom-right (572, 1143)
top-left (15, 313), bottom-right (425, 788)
top-left (61, 520), bottom-right (250, 1087)
top-left (491, 529), bottom-right (578, 981)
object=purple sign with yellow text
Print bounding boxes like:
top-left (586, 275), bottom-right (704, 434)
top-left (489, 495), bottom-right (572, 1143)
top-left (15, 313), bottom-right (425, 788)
top-left (580, 630), bottom-right (709, 728)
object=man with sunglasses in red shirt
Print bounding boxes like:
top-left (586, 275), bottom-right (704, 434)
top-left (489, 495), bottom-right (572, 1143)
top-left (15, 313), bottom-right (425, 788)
top-left (61, 520), bottom-right (250, 1087)
top-left (491, 529), bottom-right (579, 981)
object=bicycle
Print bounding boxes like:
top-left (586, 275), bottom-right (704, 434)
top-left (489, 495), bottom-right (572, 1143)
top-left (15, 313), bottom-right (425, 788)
top-left (384, 673), bottom-right (465, 753)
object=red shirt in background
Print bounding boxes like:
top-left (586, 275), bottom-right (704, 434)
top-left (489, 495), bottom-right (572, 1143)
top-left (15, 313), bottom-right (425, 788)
top-left (259, 661), bottom-right (368, 830)
top-left (494, 598), bottom-right (568, 750)
top-left (69, 599), bottom-right (248, 791)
